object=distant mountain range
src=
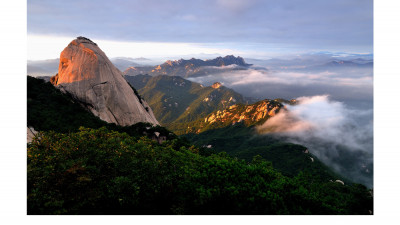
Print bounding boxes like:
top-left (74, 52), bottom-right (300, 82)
top-left (321, 60), bottom-right (373, 68)
top-left (124, 55), bottom-right (252, 78)
top-left (110, 57), bottom-right (141, 70)
top-left (28, 54), bottom-right (372, 78)
top-left (245, 56), bottom-right (373, 70)
top-left (290, 60), bottom-right (373, 73)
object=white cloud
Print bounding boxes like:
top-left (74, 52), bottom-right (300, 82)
top-left (188, 64), bottom-right (373, 103)
top-left (257, 95), bottom-right (373, 186)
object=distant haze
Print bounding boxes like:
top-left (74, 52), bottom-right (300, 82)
top-left (187, 53), bottom-right (373, 105)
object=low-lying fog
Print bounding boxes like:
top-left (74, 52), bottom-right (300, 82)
top-left (188, 64), bottom-right (373, 106)
top-left (188, 57), bottom-right (373, 187)
top-left (258, 95), bottom-right (373, 187)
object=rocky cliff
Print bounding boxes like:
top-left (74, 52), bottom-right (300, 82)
top-left (203, 99), bottom-right (282, 126)
top-left (176, 99), bottom-right (283, 135)
top-left (50, 37), bottom-right (159, 126)
top-left (123, 55), bottom-right (252, 78)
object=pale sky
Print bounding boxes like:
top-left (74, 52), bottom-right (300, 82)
top-left (27, 0), bottom-right (373, 60)
top-left (27, 34), bottom-right (246, 60)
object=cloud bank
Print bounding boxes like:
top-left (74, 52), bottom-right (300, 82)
top-left (188, 64), bottom-right (373, 104)
top-left (257, 95), bottom-right (373, 187)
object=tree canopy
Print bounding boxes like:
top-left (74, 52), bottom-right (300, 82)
top-left (28, 127), bottom-right (372, 215)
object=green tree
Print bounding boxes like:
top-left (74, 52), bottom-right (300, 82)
top-left (28, 127), bottom-right (373, 215)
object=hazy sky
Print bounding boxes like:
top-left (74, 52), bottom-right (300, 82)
top-left (28, 0), bottom-right (373, 60)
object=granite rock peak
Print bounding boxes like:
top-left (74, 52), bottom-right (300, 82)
top-left (50, 37), bottom-right (159, 126)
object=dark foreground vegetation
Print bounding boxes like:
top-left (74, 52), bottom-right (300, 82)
top-left (27, 76), bottom-right (373, 214)
top-left (184, 124), bottom-right (346, 182)
top-left (28, 127), bottom-right (372, 215)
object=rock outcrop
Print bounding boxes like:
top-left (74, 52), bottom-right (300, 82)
top-left (211, 82), bottom-right (222, 89)
top-left (27, 127), bottom-right (38, 143)
top-left (50, 37), bottom-right (159, 126)
top-left (203, 99), bottom-right (282, 126)
top-left (182, 99), bottom-right (283, 134)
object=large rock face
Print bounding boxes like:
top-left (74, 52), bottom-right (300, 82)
top-left (51, 37), bottom-right (159, 126)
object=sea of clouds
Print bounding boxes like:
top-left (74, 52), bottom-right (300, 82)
top-left (188, 66), bottom-right (373, 105)
top-left (188, 61), bottom-right (373, 187)
top-left (257, 95), bottom-right (373, 187)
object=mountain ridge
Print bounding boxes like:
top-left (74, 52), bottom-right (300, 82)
top-left (124, 55), bottom-right (252, 78)
top-left (125, 74), bottom-right (248, 127)
top-left (169, 98), bottom-right (285, 135)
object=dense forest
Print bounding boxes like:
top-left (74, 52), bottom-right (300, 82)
top-left (27, 76), bottom-right (373, 214)
top-left (28, 127), bottom-right (372, 214)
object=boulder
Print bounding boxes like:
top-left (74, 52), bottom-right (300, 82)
top-left (50, 37), bottom-right (159, 126)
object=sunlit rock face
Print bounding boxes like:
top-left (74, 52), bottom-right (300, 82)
top-left (203, 99), bottom-right (281, 126)
top-left (51, 37), bottom-right (159, 126)
top-left (211, 82), bottom-right (222, 89)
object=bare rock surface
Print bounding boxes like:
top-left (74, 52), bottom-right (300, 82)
top-left (211, 82), bottom-right (222, 89)
top-left (51, 37), bottom-right (159, 126)
top-left (27, 127), bottom-right (38, 143)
